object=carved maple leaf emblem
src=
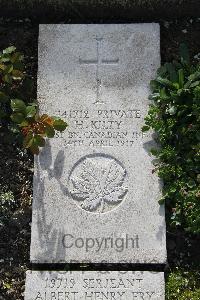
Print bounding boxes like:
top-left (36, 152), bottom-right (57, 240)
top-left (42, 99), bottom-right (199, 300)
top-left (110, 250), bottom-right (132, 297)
top-left (69, 156), bottom-right (128, 213)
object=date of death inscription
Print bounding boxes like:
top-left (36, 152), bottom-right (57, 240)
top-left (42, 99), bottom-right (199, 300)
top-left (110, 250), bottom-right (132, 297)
top-left (33, 275), bottom-right (157, 300)
top-left (55, 109), bottom-right (148, 148)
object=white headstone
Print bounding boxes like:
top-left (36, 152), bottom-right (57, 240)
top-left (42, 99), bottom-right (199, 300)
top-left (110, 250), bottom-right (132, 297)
top-left (25, 271), bottom-right (165, 300)
top-left (31, 24), bottom-right (166, 264)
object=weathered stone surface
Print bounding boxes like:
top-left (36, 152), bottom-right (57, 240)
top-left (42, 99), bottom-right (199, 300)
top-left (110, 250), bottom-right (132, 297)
top-left (25, 271), bottom-right (165, 300)
top-left (31, 24), bottom-right (166, 264)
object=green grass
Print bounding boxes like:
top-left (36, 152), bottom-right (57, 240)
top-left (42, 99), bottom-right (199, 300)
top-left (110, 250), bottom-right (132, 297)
top-left (166, 269), bottom-right (200, 300)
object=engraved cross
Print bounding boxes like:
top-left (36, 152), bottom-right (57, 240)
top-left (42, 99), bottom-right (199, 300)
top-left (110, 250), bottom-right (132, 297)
top-left (79, 38), bottom-right (119, 104)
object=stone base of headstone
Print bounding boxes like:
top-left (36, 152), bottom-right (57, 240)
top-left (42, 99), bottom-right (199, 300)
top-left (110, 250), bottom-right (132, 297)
top-left (24, 270), bottom-right (165, 299)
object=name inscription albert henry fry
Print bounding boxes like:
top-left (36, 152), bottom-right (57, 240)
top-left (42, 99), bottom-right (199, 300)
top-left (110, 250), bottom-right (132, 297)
top-left (30, 24), bottom-right (166, 264)
top-left (25, 271), bottom-right (165, 300)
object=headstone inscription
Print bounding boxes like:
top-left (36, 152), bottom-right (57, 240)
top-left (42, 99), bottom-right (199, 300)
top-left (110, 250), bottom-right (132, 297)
top-left (30, 24), bottom-right (166, 264)
top-left (25, 271), bottom-right (165, 300)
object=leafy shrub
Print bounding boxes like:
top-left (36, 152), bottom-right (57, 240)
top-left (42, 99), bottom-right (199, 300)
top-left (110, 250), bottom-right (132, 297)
top-left (0, 46), bottom-right (67, 154)
top-left (166, 269), bottom-right (200, 300)
top-left (0, 191), bottom-right (15, 227)
top-left (143, 44), bottom-right (200, 233)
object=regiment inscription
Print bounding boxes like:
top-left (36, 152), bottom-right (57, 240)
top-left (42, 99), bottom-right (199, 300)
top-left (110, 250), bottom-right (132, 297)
top-left (56, 108), bottom-right (145, 148)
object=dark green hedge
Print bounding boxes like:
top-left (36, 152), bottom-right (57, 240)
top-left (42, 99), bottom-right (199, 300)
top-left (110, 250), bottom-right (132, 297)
top-left (0, 0), bottom-right (199, 20)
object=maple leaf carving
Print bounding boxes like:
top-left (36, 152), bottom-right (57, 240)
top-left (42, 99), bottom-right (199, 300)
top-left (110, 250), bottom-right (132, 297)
top-left (69, 156), bottom-right (128, 213)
